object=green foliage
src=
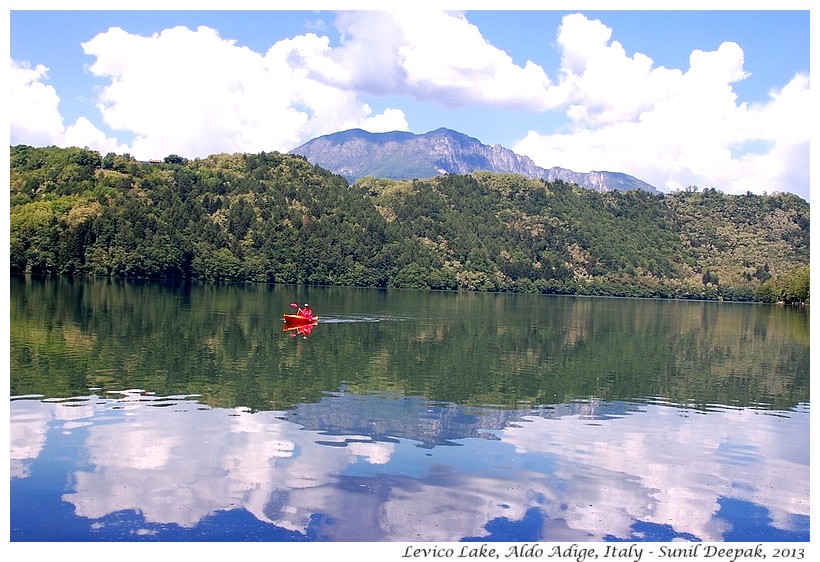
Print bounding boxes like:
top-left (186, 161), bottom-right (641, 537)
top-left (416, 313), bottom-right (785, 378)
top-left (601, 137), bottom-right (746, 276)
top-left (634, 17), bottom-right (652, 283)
top-left (8, 145), bottom-right (810, 303)
top-left (164, 154), bottom-right (187, 165)
top-left (756, 265), bottom-right (810, 304)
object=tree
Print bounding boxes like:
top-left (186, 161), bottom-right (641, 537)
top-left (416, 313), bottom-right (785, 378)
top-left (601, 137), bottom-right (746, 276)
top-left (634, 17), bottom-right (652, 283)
top-left (227, 198), bottom-right (256, 240)
top-left (164, 154), bottom-right (187, 165)
top-left (102, 152), bottom-right (117, 170)
top-left (781, 265), bottom-right (810, 304)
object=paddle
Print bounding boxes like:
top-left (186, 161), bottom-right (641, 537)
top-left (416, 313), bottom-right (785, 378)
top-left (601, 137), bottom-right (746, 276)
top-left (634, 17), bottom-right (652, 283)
top-left (289, 302), bottom-right (314, 320)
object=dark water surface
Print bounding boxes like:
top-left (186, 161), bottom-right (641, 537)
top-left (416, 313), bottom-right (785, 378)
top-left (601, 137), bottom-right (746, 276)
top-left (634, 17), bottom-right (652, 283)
top-left (9, 276), bottom-right (810, 542)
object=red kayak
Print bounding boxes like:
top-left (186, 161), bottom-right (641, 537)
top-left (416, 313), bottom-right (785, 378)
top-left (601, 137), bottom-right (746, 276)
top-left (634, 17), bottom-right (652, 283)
top-left (282, 313), bottom-right (318, 326)
top-left (283, 303), bottom-right (317, 328)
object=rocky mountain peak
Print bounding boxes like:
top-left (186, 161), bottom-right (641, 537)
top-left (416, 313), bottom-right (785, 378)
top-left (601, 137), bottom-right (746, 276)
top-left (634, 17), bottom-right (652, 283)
top-left (290, 128), bottom-right (658, 193)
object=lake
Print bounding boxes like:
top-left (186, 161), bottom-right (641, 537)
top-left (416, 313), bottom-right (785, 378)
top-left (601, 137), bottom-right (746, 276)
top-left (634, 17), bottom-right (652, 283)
top-left (9, 275), bottom-right (810, 542)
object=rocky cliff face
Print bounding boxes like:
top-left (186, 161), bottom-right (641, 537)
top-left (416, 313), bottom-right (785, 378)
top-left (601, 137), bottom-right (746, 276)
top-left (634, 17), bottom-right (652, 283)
top-left (290, 128), bottom-right (658, 193)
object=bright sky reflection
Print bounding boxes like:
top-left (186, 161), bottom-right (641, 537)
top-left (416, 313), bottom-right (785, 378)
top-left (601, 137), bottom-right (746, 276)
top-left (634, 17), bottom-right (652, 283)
top-left (9, 391), bottom-right (810, 542)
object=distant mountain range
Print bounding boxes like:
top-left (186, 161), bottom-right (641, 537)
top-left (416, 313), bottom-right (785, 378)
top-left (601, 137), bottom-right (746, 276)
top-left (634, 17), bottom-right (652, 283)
top-left (290, 127), bottom-right (658, 193)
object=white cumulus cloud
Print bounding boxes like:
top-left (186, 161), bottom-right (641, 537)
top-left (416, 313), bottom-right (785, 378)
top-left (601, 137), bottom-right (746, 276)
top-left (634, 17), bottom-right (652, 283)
top-left (513, 13), bottom-right (810, 199)
top-left (8, 11), bottom-right (809, 200)
top-left (322, 10), bottom-right (555, 109)
top-left (76, 24), bottom-right (409, 160)
top-left (10, 60), bottom-right (66, 146)
top-left (10, 58), bottom-right (127, 154)
top-left (361, 107), bottom-right (409, 133)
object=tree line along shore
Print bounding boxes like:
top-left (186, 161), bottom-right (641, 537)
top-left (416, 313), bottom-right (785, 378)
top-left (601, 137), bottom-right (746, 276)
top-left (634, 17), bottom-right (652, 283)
top-left (9, 145), bottom-right (810, 304)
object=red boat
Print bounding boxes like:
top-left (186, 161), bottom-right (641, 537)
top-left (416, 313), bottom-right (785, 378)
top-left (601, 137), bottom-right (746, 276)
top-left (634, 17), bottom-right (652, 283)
top-left (282, 303), bottom-right (317, 326)
top-left (282, 313), bottom-right (318, 326)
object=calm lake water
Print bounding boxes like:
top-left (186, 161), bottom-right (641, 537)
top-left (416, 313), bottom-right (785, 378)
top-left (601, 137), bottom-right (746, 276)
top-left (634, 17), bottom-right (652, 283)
top-left (9, 275), bottom-right (810, 542)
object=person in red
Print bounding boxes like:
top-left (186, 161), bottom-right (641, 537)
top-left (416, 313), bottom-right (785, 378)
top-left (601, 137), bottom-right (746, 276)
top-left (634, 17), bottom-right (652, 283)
top-left (299, 303), bottom-right (313, 320)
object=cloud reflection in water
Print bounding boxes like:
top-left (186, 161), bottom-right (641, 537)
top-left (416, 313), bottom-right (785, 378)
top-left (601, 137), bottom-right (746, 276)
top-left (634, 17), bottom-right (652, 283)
top-left (9, 391), bottom-right (809, 542)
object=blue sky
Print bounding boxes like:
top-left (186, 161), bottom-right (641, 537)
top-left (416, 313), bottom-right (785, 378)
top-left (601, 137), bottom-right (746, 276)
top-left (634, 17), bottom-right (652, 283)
top-left (7, 5), bottom-right (812, 199)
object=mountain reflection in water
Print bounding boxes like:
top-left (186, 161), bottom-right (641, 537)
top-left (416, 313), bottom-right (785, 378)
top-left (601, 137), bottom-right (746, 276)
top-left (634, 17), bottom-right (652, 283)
top-left (10, 277), bottom-right (810, 542)
top-left (10, 390), bottom-right (809, 542)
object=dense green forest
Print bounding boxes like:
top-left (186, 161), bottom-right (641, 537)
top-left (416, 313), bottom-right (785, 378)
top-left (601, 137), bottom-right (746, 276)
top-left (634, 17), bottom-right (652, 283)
top-left (9, 145), bottom-right (810, 303)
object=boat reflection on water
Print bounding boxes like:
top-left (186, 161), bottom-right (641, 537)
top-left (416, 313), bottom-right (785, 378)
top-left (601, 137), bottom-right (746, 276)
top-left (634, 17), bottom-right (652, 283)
top-left (282, 321), bottom-right (318, 338)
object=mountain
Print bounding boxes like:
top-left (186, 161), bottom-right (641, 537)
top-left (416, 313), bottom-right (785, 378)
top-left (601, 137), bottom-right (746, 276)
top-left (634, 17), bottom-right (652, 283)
top-left (290, 127), bottom-right (659, 193)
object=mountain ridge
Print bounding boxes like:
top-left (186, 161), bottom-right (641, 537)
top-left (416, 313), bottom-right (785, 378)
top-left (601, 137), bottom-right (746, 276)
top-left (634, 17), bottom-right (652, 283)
top-left (290, 127), bottom-right (659, 193)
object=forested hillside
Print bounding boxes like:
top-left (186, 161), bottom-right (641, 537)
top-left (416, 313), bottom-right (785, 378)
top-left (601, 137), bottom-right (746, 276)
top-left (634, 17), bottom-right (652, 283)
top-left (9, 145), bottom-right (810, 303)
